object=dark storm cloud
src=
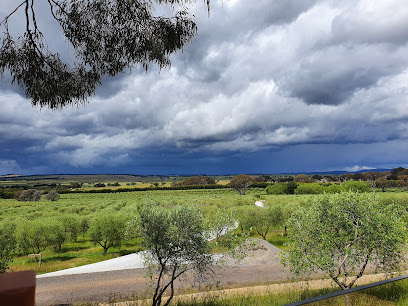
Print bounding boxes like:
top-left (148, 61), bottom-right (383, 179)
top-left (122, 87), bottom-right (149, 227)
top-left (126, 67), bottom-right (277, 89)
top-left (280, 45), bottom-right (408, 105)
top-left (1, 0), bottom-right (408, 175)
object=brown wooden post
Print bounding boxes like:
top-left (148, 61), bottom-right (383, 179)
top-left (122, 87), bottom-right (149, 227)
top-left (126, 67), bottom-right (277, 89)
top-left (0, 270), bottom-right (36, 306)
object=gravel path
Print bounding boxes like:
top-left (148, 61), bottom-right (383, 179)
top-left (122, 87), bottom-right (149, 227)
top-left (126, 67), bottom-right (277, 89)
top-left (36, 239), bottom-right (292, 305)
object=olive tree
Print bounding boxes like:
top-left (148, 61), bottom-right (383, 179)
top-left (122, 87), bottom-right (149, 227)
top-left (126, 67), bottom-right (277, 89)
top-left (207, 209), bottom-right (236, 243)
top-left (140, 204), bottom-right (212, 306)
top-left (283, 191), bottom-right (407, 290)
top-left (0, 0), bottom-right (210, 108)
top-left (59, 214), bottom-right (81, 242)
top-left (243, 205), bottom-right (283, 240)
top-left (17, 219), bottom-right (55, 254)
top-left (0, 222), bottom-right (16, 273)
top-left (89, 213), bottom-right (126, 255)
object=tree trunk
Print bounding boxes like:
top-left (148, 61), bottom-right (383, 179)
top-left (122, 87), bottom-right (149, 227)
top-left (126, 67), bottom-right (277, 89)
top-left (343, 294), bottom-right (352, 306)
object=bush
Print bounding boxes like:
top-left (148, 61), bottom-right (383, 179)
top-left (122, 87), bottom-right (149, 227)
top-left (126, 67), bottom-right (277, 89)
top-left (45, 189), bottom-right (60, 201)
top-left (343, 180), bottom-right (370, 193)
top-left (175, 176), bottom-right (216, 186)
top-left (266, 183), bottom-right (288, 195)
top-left (287, 181), bottom-right (298, 194)
top-left (17, 189), bottom-right (42, 201)
top-left (325, 184), bottom-right (344, 194)
top-left (294, 174), bottom-right (314, 183)
top-left (294, 183), bottom-right (325, 194)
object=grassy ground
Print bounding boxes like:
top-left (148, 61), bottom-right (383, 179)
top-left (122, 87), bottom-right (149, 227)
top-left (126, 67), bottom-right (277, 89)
top-left (9, 237), bottom-right (144, 274)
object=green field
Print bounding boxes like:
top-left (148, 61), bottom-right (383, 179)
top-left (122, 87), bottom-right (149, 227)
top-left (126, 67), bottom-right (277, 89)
top-left (3, 188), bottom-right (301, 274)
top-left (4, 188), bottom-right (408, 275)
top-left (3, 186), bottom-right (408, 305)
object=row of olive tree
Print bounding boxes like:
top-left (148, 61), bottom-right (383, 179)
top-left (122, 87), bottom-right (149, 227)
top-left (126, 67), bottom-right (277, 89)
top-left (141, 192), bottom-right (408, 304)
top-left (0, 213), bottom-right (126, 263)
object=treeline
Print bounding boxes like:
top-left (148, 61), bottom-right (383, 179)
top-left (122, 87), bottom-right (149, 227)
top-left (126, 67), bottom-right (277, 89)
top-left (58, 182), bottom-right (271, 194)
top-left (266, 181), bottom-right (372, 195)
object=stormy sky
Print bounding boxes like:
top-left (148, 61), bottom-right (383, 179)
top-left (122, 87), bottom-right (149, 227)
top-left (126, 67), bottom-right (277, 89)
top-left (1, 0), bottom-right (408, 175)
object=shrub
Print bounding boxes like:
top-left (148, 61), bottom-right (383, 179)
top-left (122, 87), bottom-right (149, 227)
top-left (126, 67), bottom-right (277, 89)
top-left (17, 189), bottom-right (42, 201)
top-left (45, 189), bottom-right (60, 201)
top-left (175, 176), bottom-right (216, 186)
top-left (294, 174), bottom-right (314, 183)
top-left (266, 183), bottom-right (288, 195)
top-left (344, 180), bottom-right (370, 193)
top-left (294, 183), bottom-right (325, 194)
top-left (287, 181), bottom-right (298, 194)
top-left (325, 184), bottom-right (344, 194)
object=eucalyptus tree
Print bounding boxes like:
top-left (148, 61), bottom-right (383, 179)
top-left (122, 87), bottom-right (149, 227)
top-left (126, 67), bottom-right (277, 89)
top-left (229, 174), bottom-right (256, 195)
top-left (0, 0), bottom-right (210, 108)
top-left (283, 191), bottom-right (407, 290)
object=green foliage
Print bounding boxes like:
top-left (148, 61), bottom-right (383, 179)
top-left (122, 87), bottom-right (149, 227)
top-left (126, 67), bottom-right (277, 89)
top-left (0, 0), bottom-right (207, 108)
top-left (0, 222), bottom-right (16, 273)
top-left (240, 205), bottom-right (283, 240)
top-left (80, 216), bottom-right (89, 237)
top-left (343, 180), bottom-right (370, 193)
top-left (48, 219), bottom-right (67, 252)
top-left (59, 214), bottom-right (81, 242)
top-left (16, 219), bottom-right (55, 254)
top-left (287, 181), bottom-right (298, 194)
top-left (2, 188), bottom-right (407, 275)
top-left (89, 213), bottom-right (126, 255)
top-left (206, 209), bottom-right (236, 247)
top-left (283, 191), bottom-right (407, 290)
top-left (0, 188), bottom-right (15, 199)
top-left (265, 183), bottom-right (288, 195)
top-left (141, 203), bottom-right (212, 306)
top-left (294, 183), bottom-right (325, 194)
top-left (265, 182), bottom-right (298, 195)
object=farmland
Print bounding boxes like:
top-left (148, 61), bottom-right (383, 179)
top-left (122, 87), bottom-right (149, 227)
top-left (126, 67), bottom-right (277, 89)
top-left (2, 187), bottom-right (297, 274)
top-left (3, 183), bottom-right (408, 276)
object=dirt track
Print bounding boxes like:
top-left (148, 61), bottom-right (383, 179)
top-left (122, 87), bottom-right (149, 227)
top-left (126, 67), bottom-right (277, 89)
top-left (34, 239), bottom-right (398, 305)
